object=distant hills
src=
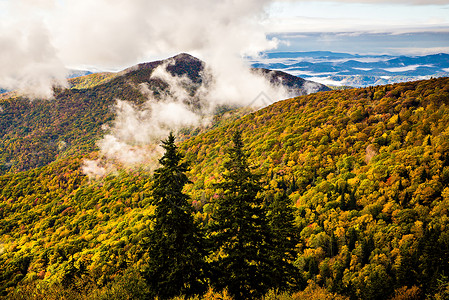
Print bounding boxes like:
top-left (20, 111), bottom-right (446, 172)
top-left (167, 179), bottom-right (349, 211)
top-left (250, 51), bottom-right (449, 87)
top-left (67, 69), bottom-right (93, 79)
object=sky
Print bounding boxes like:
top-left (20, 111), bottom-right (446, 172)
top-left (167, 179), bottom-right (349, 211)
top-left (264, 1), bottom-right (449, 54)
top-left (266, 1), bottom-right (449, 33)
top-left (0, 0), bottom-right (449, 97)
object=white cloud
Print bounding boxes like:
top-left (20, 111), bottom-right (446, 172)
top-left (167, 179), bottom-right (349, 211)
top-left (266, 1), bottom-right (449, 34)
top-left (82, 160), bottom-right (109, 179)
top-left (1, 0), bottom-right (448, 100)
top-left (307, 76), bottom-right (345, 86)
top-left (275, 0), bottom-right (449, 4)
top-left (47, 0), bottom-right (278, 69)
top-left (1, 0), bottom-right (281, 98)
top-left (0, 0), bottom-right (299, 175)
top-left (353, 67), bottom-right (373, 71)
top-left (0, 1), bottom-right (68, 99)
top-left (386, 46), bottom-right (449, 55)
top-left (384, 64), bottom-right (434, 72)
top-left (285, 70), bottom-right (337, 77)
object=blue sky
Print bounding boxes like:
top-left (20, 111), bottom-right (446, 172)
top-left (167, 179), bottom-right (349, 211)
top-left (266, 1), bottom-right (449, 33)
top-left (264, 1), bottom-right (449, 55)
top-left (268, 31), bottom-right (449, 55)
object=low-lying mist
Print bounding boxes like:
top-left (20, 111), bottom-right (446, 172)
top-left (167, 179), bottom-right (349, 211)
top-left (82, 57), bottom-right (290, 178)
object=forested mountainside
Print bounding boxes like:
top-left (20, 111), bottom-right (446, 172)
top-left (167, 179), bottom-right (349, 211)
top-left (0, 54), bottom-right (329, 175)
top-left (181, 77), bottom-right (449, 299)
top-left (0, 77), bottom-right (448, 299)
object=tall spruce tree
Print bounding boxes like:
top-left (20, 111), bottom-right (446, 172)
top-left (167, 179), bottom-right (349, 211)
top-left (144, 132), bottom-right (206, 299)
top-left (209, 130), bottom-right (274, 300)
top-left (267, 191), bottom-right (302, 292)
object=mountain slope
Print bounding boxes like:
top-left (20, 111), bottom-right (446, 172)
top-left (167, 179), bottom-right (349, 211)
top-left (180, 76), bottom-right (449, 298)
top-left (0, 77), bottom-right (449, 298)
top-left (0, 53), bottom-right (328, 174)
top-left (254, 68), bottom-right (330, 95)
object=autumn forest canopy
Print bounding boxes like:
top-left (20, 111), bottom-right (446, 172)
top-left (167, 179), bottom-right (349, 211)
top-left (1, 63), bottom-right (449, 299)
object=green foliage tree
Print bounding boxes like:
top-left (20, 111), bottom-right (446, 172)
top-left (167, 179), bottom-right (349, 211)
top-left (144, 133), bottom-right (206, 299)
top-left (209, 130), bottom-right (274, 299)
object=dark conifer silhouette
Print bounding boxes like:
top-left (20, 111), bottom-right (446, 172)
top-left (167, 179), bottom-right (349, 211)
top-left (209, 130), bottom-right (274, 300)
top-left (267, 191), bottom-right (303, 292)
top-left (144, 132), bottom-right (206, 299)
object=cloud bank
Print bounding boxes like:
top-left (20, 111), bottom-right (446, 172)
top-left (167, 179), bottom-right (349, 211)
top-left (50, 0), bottom-right (278, 69)
top-left (1, 0), bottom-right (297, 177)
top-left (276, 0), bottom-right (449, 4)
top-left (0, 2), bottom-right (67, 98)
top-left (1, 0), bottom-right (280, 98)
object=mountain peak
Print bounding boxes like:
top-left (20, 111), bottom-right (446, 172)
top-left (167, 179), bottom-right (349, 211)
top-left (128, 53), bottom-right (202, 72)
top-left (120, 53), bottom-right (329, 95)
top-left (170, 53), bottom-right (202, 62)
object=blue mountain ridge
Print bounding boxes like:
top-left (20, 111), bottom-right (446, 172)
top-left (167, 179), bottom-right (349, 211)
top-left (250, 52), bottom-right (449, 87)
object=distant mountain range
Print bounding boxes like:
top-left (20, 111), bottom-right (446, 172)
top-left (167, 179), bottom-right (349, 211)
top-left (67, 69), bottom-right (93, 78)
top-left (249, 51), bottom-right (449, 87)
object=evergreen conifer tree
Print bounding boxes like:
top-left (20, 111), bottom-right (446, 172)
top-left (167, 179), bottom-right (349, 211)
top-left (144, 132), bottom-right (206, 299)
top-left (267, 191), bottom-right (302, 292)
top-left (209, 130), bottom-right (273, 300)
